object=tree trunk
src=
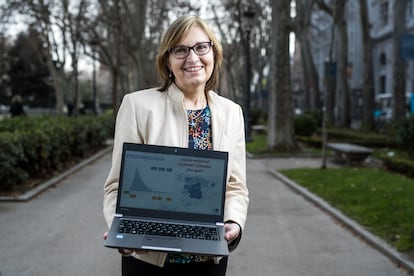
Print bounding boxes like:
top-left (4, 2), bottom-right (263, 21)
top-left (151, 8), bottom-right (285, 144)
top-left (334, 0), bottom-right (351, 127)
top-left (112, 0), bottom-right (122, 113)
top-left (300, 34), bottom-right (321, 111)
top-left (123, 0), bottom-right (147, 90)
top-left (325, 25), bottom-right (337, 126)
top-left (359, 0), bottom-right (375, 130)
top-left (268, 0), bottom-right (297, 151)
top-left (72, 57), bottom-right (80, 113)
top-left (297, 30), bottom-right (311, 111)
top-left (295, 0), bottom-right (320, 111)
top-left (392, 0), bottom-right (408, 121)
top-left (49, 64), bottom-right (66, 114)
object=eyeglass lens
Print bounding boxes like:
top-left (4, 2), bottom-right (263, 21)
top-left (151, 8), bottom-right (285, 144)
top-left (170, 42), bottom-right (212, 59)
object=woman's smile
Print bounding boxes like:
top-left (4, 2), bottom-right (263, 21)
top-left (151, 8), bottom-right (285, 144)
top-left (184, 65), bottom-right (204, 73)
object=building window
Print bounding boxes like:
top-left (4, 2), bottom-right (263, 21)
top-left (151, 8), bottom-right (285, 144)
top-left (380, 1), bottom-right (389, 26)
top-left (380, 75), bottom-right (386, 94)
top-left (379, 52), bottom-right (387, 66)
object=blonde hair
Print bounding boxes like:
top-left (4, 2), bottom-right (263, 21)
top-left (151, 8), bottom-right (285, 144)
top-left (156, 15), bottom-right (223, 92)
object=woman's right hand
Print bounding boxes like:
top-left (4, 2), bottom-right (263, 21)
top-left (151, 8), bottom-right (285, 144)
top-left (103, 232), bottom-right (148, 256)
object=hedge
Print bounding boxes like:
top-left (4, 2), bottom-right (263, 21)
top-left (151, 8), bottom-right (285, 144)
top-left (294, 113), bottom-right (318, 137)
top-left (381, 156), bottom-right (414, 179)
top-left (314, 128), bottom-right (397, 148)
top-left (0, 114), bottom-right (114, 191)
top-left (396, 115), bottom-right (414, 159)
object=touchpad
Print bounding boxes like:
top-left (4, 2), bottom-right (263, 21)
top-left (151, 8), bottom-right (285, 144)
top-left (142, 236), bottom-right (182, 252)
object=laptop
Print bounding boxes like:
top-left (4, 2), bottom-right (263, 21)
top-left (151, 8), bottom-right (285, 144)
top-left (104, 142), bottom-right (229, 256)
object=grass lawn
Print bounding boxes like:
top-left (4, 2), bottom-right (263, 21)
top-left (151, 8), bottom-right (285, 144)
top-left (246, 133), bottom-right (268, 154)
top-left (279, 167), bottom-right (414, 260)
top-left (247, 132), bottom-right (414, 260)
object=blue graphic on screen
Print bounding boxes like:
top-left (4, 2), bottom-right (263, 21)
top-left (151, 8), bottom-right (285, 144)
top-left (120, 150), bottom-right (225, 215)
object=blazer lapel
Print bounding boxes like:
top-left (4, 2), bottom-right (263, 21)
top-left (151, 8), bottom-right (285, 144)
top-left (208, 91), bottom-right (226, 150)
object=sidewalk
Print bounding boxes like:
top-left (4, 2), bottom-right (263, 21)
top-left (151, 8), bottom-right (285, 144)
top-left (227, 157), bottom-right (410, 276)
top-left (0, 151), bottom-right (411, 275)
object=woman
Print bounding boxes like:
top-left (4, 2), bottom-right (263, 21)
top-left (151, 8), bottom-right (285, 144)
top-left (103, 15), bottom-right (249, 275)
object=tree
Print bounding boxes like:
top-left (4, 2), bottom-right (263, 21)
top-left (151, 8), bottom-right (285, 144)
top-left (2, 0), bottom-right (89, 114)
top-left (268, 0), bottom-right (297, 151)
top-left (316, 0), bottom-right (351, 127)
top-left (247, 1), bottom-right (271, 113)
top-left (0, 33), bottom-right (12, 104)
top-left (392, 0), bottom-right (409, 122)
top-left (210, 2), bottom-right (243, 102)
top-left (310, 8), bottom-right (336, 126)
top-left (7, 27), bottom-right (54, 107)
top-left (334, 0), bottom-right (351, 127)
top-left (62, 0), bottom-right (89, 114)
top-left (210, 0), bottom-right (268, 108)
top-left (83, 0), bottom-right (170, 112)
top-left (324, 24), bottom-right (337, 127)
top-left (359, 0), bottom-right (375, 130)
top-left (294, 0), bottom-right (321, 112)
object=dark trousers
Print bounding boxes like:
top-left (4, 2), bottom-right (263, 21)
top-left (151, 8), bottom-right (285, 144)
top-left (122, 256), bottom-right (228, 276)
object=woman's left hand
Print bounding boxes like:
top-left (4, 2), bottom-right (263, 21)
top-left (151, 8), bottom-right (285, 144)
top-left (224, 222), bottom-right (241, 244)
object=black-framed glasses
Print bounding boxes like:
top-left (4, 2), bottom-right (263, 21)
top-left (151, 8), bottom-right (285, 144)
top-left (169, 41), bottom-right (213, 59)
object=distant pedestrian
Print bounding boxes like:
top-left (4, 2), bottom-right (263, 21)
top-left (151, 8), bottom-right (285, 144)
top-left (67, 102), bottom-right (74, 116)
top-left (9, 95), bottom-right (26, 117)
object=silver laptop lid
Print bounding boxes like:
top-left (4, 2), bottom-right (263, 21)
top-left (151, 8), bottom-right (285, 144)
top-left (116, 143), bottom-right (229, 223)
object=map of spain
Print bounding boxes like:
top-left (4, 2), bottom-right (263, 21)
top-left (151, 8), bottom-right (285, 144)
top-left (126, 168), bottom-right (220, 213)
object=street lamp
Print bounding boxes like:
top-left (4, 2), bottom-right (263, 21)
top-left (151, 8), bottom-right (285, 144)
top-left (242, 5), bottom-right (255, 142)
top-left (90, 38), bottom-right (99, 115)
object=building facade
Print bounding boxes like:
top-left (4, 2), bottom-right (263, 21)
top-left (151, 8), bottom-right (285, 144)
top-left (370, 0), bottom-right (414, 95)
top-left (309, 0), bottom-right (414, 123)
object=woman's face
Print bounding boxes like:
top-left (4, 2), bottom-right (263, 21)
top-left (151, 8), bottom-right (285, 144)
top-left (168, 26), bottom-right (214, 94)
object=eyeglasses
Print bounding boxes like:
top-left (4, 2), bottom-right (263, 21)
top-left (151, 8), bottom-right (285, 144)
top-left (169, 41), bottom-right (213, 59)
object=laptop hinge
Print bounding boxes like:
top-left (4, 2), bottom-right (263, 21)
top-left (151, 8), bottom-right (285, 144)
top-left (115, 213), bottom-right (123, 218)
top-left (216, 222), bottom-right (224, 226)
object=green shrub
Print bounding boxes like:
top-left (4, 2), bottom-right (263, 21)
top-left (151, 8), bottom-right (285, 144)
top-left (296, 136), bottom-right (323, 148)
top-left (0, 114), bottom-right (114, 192)
top-left (381, 156), bottom-right (414, 178)
top-left (250, 108), bottom-right (268, 126)
top-left (294, 113), bottom-right (317, 137)
top-left (396, 115), bottom-right (414, 159)
top-left (315, 128), bottom-right (396, 148)
top-left (0, 132), bottom-right (28, 190)
top-left (305, 109), bottom-right (323, 127)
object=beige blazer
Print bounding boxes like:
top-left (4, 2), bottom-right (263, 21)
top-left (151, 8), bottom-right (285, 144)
top-left (103, 84), bottom-right (249, 267)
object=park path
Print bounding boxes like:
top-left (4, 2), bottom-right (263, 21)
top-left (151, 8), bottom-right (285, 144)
top-left (0, 153), bottom-right (409, 275)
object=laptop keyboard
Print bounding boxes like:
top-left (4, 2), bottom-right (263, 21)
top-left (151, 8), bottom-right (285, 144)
top-left (118, 220), bottom-right (220, 241)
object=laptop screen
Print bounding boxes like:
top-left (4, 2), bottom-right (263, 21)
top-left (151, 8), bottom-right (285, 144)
top-left (117, 143), bottom-right (228, 221)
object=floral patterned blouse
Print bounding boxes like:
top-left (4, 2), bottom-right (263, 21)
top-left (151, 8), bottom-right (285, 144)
top-left (187, 105), bottom-right (213, 150)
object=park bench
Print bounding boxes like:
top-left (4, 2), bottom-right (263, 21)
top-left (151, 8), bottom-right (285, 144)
top-left (251, 125), bottom-right (267, 134)
top-left (326, 142), bottom-right (373, 166)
